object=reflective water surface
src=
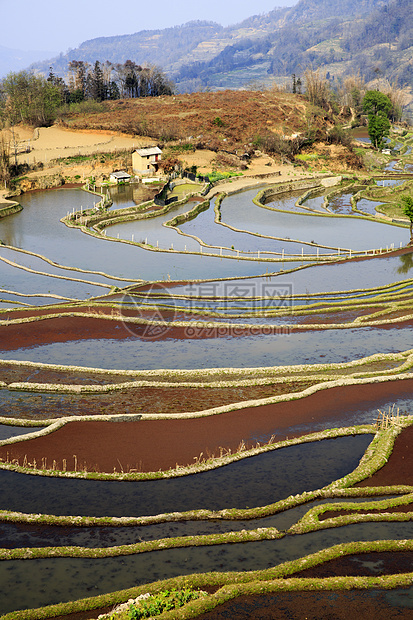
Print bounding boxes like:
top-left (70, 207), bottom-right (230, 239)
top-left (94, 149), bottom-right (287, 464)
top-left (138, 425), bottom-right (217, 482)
top-left (0, 435), bottom-right (372, 516)
top-left (2, 325), bottom-right (413, 369)
top-left (1, 519), bottom-right (413, 614)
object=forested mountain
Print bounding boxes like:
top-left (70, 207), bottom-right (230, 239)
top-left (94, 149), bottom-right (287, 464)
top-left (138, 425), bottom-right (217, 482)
top-left (176, 0), bottom-right (411, 91)
top-left (29, 21), bottom-right (225, 77)
top-left (288, 0), bottom-right (384, 21)
top-left (28, 0), bottom-right (412, 96)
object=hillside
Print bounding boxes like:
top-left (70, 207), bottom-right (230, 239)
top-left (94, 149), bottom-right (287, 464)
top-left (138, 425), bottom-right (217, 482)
top-left (27, 0), bottom-right (412, 92)
top-left (28, 15), bottom-right (288, 79)
top-left (176, 0), bottom-right (412, 92)
top-left (60, 21), bottom-right (223, 74)
top-left (11, 0), bottom-right (411, 124)
top-left (59, 90), bottom-right (315, 149)
top-left (54, 89), bottom-right (363, 174)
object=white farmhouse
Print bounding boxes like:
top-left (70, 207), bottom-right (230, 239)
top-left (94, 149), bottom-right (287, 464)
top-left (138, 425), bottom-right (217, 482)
top-left (109, 171), bottom-right (132, 184)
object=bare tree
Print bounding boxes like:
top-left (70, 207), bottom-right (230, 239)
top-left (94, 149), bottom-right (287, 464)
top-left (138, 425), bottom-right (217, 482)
top-left (146, 64), bottom-right (174, 96)
top-left (67, 61), bottom-right (90, 99)
top-left (101, 61), bottom-right (114, 88)
top-left (113, 63), bottom-right (128, 98)
top-left (303, 68), bottom-right (332, 109)
top-left (0, 133), bottom-right (11, 186)
top-left (379, 79), bottom-right (410, 122)
top-left (338, 72), bottom-right (366, 109)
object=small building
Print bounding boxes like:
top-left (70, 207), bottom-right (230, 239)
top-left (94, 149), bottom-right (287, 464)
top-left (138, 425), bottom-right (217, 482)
top-left (132, 147), bottom-right (162, 176)
top-left (109, 171), bottom-right (132, 184)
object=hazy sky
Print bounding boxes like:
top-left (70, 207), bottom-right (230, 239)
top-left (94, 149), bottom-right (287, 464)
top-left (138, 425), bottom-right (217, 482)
top-left (1, 0), bottom-right (295, 53)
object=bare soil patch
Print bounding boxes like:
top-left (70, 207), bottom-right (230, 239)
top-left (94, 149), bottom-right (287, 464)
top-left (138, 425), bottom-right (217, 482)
top-left (1, 125), bottom-right (147, 168)
top-left (356, 425), bottom-right (413, 488)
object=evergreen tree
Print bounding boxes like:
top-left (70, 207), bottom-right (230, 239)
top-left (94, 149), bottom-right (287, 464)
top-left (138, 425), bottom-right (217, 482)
top-left (47, 67), bottom-right (70, 103)
top-left (108, 81), bottom-right (120, 100)
top-left (90, 61), bottom-right (106, 101)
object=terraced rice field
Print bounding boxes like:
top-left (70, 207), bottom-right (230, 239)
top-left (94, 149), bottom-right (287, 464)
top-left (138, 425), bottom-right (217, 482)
top-left (1, 153), bottom-right (413, 619)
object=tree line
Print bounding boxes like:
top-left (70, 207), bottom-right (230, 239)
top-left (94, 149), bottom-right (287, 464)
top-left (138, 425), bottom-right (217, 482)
top-left (301, 68), bottom-right (408, 124)
top-left (62, 60), bottom-right (174, 102)
top-left (0, 60), bottom-right (174, 127)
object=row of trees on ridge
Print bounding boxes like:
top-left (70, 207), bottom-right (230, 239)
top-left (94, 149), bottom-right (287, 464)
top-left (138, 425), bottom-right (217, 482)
top-left (0, 60), bottom-right (174, 127)
top-left (62, 60), bottom-right (174, 102)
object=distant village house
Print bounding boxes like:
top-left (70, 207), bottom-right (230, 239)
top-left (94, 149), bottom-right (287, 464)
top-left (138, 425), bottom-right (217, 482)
top-left (132, 147), bottom-right (162, 176)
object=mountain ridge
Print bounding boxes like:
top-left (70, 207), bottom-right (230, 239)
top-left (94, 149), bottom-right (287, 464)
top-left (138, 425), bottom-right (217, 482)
top-left (8, 0), bottom-right (412, 102)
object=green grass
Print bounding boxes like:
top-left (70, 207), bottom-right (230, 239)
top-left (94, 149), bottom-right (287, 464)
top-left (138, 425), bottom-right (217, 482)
top-left (57, 100), bottom-right (106, 116)
top-left (206, 171), bottom-right (242, 183)
top-left (57, 149), bottom-right (130, 165)
top-left (167, 143), bottom-right (196, 154)
top-left (127, 588), bottom-right (206, 619)
top-left (169, 183), bottom-right (203, 198)
top-left (295, 153), bottom-right (321, 162)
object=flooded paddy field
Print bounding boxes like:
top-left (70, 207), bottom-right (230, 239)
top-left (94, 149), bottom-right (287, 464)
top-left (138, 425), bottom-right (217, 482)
top-left (0, 434), bottom-right (373, 517)
top-left (2, 520), bottom-right (413, 615)
top-left (1, 170), bottom-right (413, 619)
top-left (2, 323), bottom-right (413, 369)
top-left (2, 377), bottom-right (413, 424)
top-left (220, 189), bottom-right (408, 251)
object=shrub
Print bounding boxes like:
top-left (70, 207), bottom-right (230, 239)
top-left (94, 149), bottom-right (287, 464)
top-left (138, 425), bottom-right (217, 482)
top-left (168, 143), bottom-right (195, 153)
top-left (256, 133), bottom-right (304, 159)
top-left (326, 125), bottom-right (354, 148)
top-left (129, 588), bottom-right (204, 619)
